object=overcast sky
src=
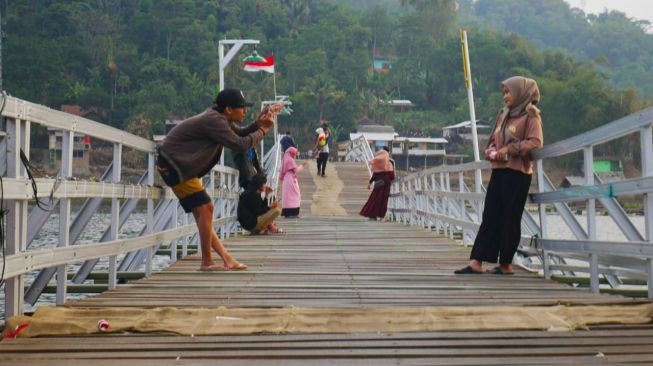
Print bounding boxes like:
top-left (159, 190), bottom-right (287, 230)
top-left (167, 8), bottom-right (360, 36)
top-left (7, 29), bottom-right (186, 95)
top-left (564, 0), bottom-right (653, 24)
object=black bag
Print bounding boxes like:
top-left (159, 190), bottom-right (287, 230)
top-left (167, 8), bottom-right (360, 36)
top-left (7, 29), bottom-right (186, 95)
top-left (373, 179), bottom-right (386, 188)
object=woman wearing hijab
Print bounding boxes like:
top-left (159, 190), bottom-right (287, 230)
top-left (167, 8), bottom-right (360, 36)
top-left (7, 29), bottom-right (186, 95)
top-left (237, 174), bottom-right (282, 234)
top-left (455, 76), bottom-right (543, 275)
top-left (280, 147), bottom-right (308, 218)
top-left (360, 146), bottom-right (395, 220)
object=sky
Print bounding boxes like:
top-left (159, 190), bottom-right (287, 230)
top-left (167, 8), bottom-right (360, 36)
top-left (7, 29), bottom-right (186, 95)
top-left (564, 0), bottom-right (653, 24)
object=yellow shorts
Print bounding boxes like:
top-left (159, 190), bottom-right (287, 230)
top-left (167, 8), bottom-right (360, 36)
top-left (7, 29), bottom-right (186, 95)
top-left (171, 178), bottom-right (211, 213)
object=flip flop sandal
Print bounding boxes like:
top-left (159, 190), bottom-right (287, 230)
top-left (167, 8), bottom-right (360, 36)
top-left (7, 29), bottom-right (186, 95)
top-left (226, 263), bottom-right (248, 271)
top-left (199, 264), bottom-right (226, 272)
top-left (454, 265), bottom-right (483, 274)
top-left (490, 266), bottom-right (514, 275)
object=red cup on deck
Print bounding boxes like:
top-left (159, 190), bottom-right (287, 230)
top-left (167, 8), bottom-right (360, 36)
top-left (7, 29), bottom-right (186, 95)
top-left (97, 319), bottom-right (110, 332)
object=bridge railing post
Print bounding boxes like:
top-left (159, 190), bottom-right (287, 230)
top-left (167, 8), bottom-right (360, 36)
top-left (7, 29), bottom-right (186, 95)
top-left (641, 125), bottom-right (653, 297)
top-left (145, 152), bottom-right (155, 276)
top-left (583, 145), bottom-right (599, 293)
top-left (459, 171), bottom-right (468, 246)
top-left (4, 116), bottom-right (29, 317)
top-left (108, 143), bottom-right (122, 290)
top-left (56, 129), bottom-right (73, 305)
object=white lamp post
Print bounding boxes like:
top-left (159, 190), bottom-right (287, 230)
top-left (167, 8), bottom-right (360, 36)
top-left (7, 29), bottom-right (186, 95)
top-left (218, 39), bottom-right (260, 92)
top-left (217, 39), bottom-right (260, 165)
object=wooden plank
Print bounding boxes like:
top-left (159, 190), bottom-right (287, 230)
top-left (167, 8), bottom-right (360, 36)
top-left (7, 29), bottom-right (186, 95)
top-left (2, 162), bottom-right (652, 365)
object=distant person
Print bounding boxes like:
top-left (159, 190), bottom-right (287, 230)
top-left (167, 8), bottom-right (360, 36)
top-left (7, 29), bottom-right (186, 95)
top-left (314, 121), bottom-right (331, 177)
top-left (280, 147), bottom-right (308, 218)
top-left (237, 174), bottom-right (282, 234)
top-left (360, 146), bottom-right (395, 220)
top-left (157, 88), bottom-right (275, 272)
top-left (455, 76), bottom-right (543, 275)
top-left (280, 130), bottom-right (297, 153)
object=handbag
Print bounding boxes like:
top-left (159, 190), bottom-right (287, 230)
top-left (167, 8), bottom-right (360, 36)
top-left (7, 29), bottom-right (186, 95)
top-left (373, 179), bottom-right (386, 188)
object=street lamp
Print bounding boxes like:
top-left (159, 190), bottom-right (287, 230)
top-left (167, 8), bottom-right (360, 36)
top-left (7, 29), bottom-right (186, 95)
top-left (218, 39), bottom-right (260, 91)
top-left (260, 95), bottom-right (293, 154)
top-left (217, 39), bottom-right (260, 165)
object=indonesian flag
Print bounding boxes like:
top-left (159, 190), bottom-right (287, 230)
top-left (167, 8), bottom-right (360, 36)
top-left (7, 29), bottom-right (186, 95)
top-left (244, 54), bottom-right (275, 74)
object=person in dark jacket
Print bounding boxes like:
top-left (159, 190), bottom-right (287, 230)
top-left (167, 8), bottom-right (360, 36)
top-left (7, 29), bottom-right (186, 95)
top-left (237, 174), bottom-right (282, 234)
top-left (280, 130), bottom-right (297, 153)
top-left (157, 88), bottom-right (275, 271)
top-left (233, 143), bottom-right (262, 190)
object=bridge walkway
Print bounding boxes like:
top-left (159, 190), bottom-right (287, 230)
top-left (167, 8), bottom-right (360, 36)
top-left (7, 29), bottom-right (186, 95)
top-left (1, 161), bottom-right (652, 365)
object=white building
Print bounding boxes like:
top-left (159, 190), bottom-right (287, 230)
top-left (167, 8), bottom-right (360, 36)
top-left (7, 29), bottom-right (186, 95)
top-left (348, 125), bottom-right (449, 169)
top-left (442, 120), bottom-right (491, 141)
top-left (391, 137), bottom-right (448, 157)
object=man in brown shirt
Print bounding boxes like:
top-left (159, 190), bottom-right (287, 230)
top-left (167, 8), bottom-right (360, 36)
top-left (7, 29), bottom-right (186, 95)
top-left (158, 89), bottom-right (275, 271)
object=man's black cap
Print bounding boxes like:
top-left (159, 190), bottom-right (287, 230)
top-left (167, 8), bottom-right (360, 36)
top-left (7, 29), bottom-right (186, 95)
top-left (215, 88), bottom-right (254, 110)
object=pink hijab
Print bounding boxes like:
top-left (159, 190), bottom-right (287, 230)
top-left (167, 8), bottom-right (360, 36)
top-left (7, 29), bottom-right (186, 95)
top-left (280, 147), bottom-right (298, 180)
top-left (371, 149), bottom-right (393, 173)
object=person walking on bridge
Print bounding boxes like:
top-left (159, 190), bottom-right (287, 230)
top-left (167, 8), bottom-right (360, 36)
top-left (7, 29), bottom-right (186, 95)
top-left (360, 146), bottom-right (395, 220)
top-left (314, 122), bottom-right (331, 177)
top-left (455, 76), bottom-right (543, 275)
top-left (157, 88), bottom-right (275, 272)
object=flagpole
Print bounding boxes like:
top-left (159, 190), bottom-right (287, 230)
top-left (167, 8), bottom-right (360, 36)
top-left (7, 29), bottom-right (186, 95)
top-left (272, 54), bottom-right (278, 144)
top-left (460, 30), bottom-right (482, 195)
top-left (272, 70), bottom-right (278, 144)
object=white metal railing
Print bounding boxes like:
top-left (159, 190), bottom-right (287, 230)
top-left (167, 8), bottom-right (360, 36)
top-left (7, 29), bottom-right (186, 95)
top-left (344, 135), bottom-right (375, 176)
top-left (388, 106), bottom-right (653, 297)
top-left (0, 95), bottom-right (242, 319)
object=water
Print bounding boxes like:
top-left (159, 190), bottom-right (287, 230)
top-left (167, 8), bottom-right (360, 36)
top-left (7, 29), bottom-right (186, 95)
top-left (0, 212), bottom-right (647, 321)
top-left (543, 213), bottom-right (646, 241)
top-left (1, 211), bottom-right (172, 321)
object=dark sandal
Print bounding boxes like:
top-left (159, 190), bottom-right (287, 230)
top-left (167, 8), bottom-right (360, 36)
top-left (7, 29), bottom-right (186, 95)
top-left (454, 265), bottom-right (483, 274)
top-left (490, 266), bottom-right (514, 275)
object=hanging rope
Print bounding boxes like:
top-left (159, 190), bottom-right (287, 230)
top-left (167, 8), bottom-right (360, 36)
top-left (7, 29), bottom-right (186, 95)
top-left (19, 148), bottom-right (58, 211)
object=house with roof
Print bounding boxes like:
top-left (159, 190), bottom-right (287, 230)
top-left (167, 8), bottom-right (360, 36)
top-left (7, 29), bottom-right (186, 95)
top-left (48, 105), bottom-right (99, 174)
top-left (372, 58), bottom-right (391, 73)
top-left (442, 120), bottom-right (491, 141)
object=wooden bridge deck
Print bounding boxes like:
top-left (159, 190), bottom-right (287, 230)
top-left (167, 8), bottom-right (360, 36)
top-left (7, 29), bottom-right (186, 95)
top-left (2, 161), bottom-right (653, 365)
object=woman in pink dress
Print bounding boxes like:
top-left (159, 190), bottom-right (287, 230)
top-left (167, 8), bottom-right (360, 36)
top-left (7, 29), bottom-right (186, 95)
top-left (280, 147), bottom-right (308, 218)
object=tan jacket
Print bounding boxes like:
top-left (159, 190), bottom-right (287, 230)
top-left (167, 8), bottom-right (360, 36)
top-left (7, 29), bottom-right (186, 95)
top-left (487, 105), bottom-right (543, 175)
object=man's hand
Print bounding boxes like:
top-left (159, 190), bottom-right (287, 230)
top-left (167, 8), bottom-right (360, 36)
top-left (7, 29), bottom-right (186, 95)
top-left (264, 185), bottom-right (273, 194)
top-left (269, 201), bottom-right (279, 209)
top-left (256, 112), bottom-right (275, 132)
top-left (256, 103), bottom-right (283, 132)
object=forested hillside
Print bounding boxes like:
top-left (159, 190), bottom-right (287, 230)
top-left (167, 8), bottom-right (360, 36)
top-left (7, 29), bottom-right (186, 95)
top-left (460, 0), bottom-right (653, 98)
top-left (4, 0), bottom-right (651, 154)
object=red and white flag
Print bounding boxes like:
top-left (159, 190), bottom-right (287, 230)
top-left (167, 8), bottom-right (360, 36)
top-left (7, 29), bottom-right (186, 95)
top-left (244, 54), bottom-right (275, 74)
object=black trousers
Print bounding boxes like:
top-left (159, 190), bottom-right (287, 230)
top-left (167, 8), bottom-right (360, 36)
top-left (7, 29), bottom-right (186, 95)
top-left (317, 152), bottom-right (329, 175)
top-left (470, 168), bottom-right (532, 264)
